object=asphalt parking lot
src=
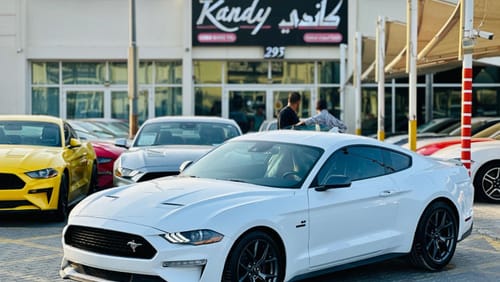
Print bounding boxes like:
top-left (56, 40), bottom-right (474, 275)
top-left (0, 203), bottom-right (498, 282)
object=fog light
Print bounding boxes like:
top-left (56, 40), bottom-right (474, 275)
top-left (162, 259), bottom-right (207, 267)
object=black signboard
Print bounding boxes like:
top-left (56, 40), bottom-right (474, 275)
top-left (192, 0), bottom-right (348, 46)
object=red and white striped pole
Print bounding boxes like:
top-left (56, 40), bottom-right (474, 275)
top-left (461, 0), bottom-right (473, 173)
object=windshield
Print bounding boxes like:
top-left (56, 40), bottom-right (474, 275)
top-left (0, 121), bottom-right (61, 147)
top-left (133, 121), bottom-right (240, 147)
top-left (181, 140), bottom-right (323, 188)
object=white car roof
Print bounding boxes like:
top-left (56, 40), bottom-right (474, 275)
top-left (233, 130), bottom-right (397, 151)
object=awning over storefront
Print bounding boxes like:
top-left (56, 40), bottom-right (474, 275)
top-left (385, 0), bottom-right (500, 77)
top-left (361, 20), bottom-right (406, 81)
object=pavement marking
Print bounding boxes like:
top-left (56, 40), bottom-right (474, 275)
top-left (25, 234), bottom-right (62, 241)
top-left (1, 253), bottom-right (62, 266)
top-left (484, 236), bottom-right (500, 251)
top-left (0, 236), bottom-right (61, 252)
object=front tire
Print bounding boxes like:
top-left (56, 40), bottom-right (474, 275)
top-left (88, 162), bottom-right (98, 195)
top-left (222, 231), bottom-right (285, 282)
top-left (52, 173), bottom-right (69, 222)
top-left (473, 161), bottom-right (500, 203)
top-left (409, 201), bottom-right (457, 271)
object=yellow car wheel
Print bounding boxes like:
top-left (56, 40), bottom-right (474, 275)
top-left (88, 162), bottom-right (98, 195)
top-left (52, 173), bottom-right (69, 222)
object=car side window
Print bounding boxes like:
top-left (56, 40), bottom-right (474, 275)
top-left (382, 149), bottom-right (412, 173)
top-left (63, 123), bottom-right (78, 146)
top-left (315, 145), bottom-right (386, 184)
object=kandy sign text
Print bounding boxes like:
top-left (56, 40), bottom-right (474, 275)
top-left (193, 0), bottom-right (348, 46)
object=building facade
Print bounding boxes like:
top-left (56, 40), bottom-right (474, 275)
top-left (1, 0), bottom-right (498, 134)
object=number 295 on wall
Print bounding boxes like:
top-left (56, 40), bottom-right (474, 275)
top-left (264, 46), bottom-right (285, 59)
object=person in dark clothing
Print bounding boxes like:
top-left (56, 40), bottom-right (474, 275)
top-left (278, 92), bottom-right (301, 129)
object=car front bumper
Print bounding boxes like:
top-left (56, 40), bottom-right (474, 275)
top-left (61, 217), bottom-right (230, 282)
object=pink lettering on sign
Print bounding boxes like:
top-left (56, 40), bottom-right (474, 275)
top-left (198, 33), bottom-right (237, 43)
top-left (303, 32), bottom-right (342, 43)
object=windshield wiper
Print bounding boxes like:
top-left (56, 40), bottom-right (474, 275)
top-left (227, 178), bottom-right (248, 183)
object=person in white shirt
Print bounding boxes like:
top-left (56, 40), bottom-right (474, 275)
top-left (296, 99), bottom-right (347, 133)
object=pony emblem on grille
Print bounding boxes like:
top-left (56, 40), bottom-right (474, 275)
top-left (127, 240), bottom-right (143, 253)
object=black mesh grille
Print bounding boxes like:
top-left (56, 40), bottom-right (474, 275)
top-left (68, 261), bottom-right (165, 282)
top-left (0, 173), bottom-right (25, 189)
top-left (0, 200), bottom-right (32, 209)
top-left (64, 225), bottom-right (157, 259)
top-left (138, 171), bottom-right (179, 182)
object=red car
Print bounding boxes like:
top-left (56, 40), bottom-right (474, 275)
top-left (417, 137), bottom-right (493, 156)
top-left (417, 121), bottom-right (500, 155)
top-left (91, 141), bottom-right (126, 189)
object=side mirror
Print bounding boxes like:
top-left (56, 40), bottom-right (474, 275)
top-left (179, 160), bottom-right (193, 173)
top-left (115, 138), bottom-right (130, 149)
top-left (68, 138), bottom-right (82, 148)
top-left (315, 175), bottom-right (352, 191)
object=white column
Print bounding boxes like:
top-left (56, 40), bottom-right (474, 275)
top-left (376, 16), bottom-right (386, 141)
top-left (182, 0), bottom-right (194, 115)
top-left (407, 0), bottom-right (418, 151)
top-left (354, 32), bottom-right (362, 135)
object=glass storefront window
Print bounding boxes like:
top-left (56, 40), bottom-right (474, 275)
top-left (32, 87), bottom-right (59, 116)
top-left (475, 88), bottom-right (499, 116)
top-left (318, 87), bottom-right (341, 118)
top-left (156, 62), bottom-right (182, 84)
top-left (32, 62), bottom-right (59, 85)
top-left (155, 87), bottom-right (182, 116)
top-left (227, 61), bottom-right (268, 84)
top-left (110, 62), bottom-right (153, 84)
top-left (62, 62), bottom-right (106, 85)
top-left (433, 88), bottom-right (461, 119)
top-left (66, 90), bottom-right (104, 119)
top-left (194, 87), bottom-right (222, 116)
top-left (271, 62), bottom-right (314, 84)
top-left (193, 61), bottom-right (224, 84)
top-left (111, 90), bottom-right (149, 125)
top-left (319, 62), bottom-right (340, 84)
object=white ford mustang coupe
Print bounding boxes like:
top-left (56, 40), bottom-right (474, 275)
top-left (60, 131), bottom-right (474, 282)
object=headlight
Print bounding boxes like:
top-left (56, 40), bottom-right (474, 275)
top-left (25, 168), bottom-right (58, 179)
top-left (162, 229), bottom-right (223, 245)
top-left (114, 166), bottom-right (145, 182)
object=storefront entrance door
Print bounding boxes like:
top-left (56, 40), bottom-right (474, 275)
top-left (227, 90), bottom-right (267, 133)
top-left (224, 87), bottom-right (314, 132)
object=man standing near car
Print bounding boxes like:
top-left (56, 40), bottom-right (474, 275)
top-left (278, 92), bottom-right (301, 129)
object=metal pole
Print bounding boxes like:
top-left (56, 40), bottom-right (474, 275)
top-left (407, 0), bottom-right (418, 151)
top-left (354, 32), bottom-right (362, 135)
top-left (339, 43), bottom-right (347, 121)
top-left (461, 0), bottom-right (474, 173)
top-left (376, 16), bottom-right (386, 141)
top-left (128, 0), bottom-right (139, 139)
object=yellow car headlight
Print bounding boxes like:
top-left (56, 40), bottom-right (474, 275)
top-left (25, 168), bottom-right (58, 179)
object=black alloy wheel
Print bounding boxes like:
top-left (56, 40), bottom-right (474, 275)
top-left (409, 201), bottom-right (458, 270)
top-left (473, 161), bottom-right (500, 203)
top-left (223, 231), bottom-right (284, 282)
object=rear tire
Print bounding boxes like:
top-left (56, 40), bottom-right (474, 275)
top-left (473, 161), bottom-right (500, 203)
top-left (409, 201), bottom-right (457, 270)
top-left (222, 231), bottom-right (284, 282)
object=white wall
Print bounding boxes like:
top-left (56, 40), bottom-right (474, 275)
top-left (0, 0), bottom-right (26, 114)
top-left (25, 0), bottom-right (184, 60)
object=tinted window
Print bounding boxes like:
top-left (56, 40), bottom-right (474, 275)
top-left (316, 145), bottom-right (386, 184)
top-left (383, 149), bottom-right (411, 173)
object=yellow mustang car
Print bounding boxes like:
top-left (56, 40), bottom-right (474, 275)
top-left (0, 115), bottom-right (97, 221)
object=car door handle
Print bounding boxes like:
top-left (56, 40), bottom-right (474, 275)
top-left (379, 190), bottom-right (396, 197)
